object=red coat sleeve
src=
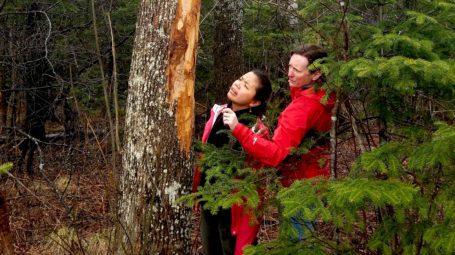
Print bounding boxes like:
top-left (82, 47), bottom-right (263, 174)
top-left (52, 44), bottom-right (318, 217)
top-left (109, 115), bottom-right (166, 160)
top-left (232, 97), bottom-right (325, 167)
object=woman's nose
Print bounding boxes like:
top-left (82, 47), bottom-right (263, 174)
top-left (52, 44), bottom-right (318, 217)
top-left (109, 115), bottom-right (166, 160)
top-left (288, 69), bottom-right (293, 77)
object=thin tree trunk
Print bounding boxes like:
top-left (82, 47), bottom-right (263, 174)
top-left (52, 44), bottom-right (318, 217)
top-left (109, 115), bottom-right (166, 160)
top-left (106, 12), bottom-right (122, 152)
top-left (7, 28), bottom-right (17, 139)
top-left (91, 5), bottom-right (119, 236)
top-left (330, 98), bottom-right (340, 179)
top-left (340, 0), bottom-right (349, 61)
top-left (116, 0), bottom-right (200, 254)
top-left (0, 58), bottom-right (6, 135)
top-left (90, 0), bottom-right (117, 155)
top-left (344, 100), bottom-right (367, 154)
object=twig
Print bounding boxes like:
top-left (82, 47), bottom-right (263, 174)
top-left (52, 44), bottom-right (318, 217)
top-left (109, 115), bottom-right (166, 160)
top-left (5, 172), bottom-right (52, 210)
top-left (106, 12), bottom-right (122, 153)
top-left (330, 97), bottom-right (340, 180)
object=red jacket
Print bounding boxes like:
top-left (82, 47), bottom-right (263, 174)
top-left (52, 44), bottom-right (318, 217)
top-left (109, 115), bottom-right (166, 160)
top-left (232, 85), bottom-right (335, 187)
top-left (193, 104), bottom-right (269, 255)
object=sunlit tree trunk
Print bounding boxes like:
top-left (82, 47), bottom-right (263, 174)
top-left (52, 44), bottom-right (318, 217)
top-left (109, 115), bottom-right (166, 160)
top-left (115, 0), bottom-right (200, 254)
top-left (212, 0), bottom-right (244, 102)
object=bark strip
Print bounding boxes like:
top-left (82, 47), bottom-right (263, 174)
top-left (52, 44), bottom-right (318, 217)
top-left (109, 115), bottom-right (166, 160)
top-left (167, 0), bottom-right (201, 154)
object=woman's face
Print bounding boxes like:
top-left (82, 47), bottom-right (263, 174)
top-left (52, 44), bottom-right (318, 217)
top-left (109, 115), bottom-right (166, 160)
top-left (288, 54), bottom-right (321, 88)
top-left (227, 71), bottom-right (260, 109)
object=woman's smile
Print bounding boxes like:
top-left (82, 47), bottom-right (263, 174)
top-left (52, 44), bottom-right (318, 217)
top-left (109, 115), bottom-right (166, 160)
top-left (229, 87), bottom-right (238, 96)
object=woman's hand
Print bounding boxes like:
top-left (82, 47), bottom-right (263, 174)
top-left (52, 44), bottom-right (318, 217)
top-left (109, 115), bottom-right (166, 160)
top-left (222, 108), bottom-right (239, 130)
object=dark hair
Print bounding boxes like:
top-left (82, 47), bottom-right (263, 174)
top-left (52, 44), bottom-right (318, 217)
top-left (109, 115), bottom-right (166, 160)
top-left (291, 44), bottom-right (327, 80)
top-left (291, 44), bottom-right (327, 65)
top-left (251, 69), bottom-right (272, 116)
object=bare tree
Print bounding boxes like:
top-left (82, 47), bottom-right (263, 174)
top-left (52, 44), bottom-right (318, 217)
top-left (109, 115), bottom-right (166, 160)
top-left (115, 0), bottom-right (201, 254)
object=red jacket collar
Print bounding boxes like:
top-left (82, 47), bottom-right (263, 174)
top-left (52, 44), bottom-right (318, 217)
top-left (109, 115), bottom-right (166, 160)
top-left (290, 83), bottom-right (322, 100)
top-left (290, 84), bottom-right (335, 110)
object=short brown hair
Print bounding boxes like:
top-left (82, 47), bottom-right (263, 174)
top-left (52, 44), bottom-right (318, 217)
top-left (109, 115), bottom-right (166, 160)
top-left (291, 44), bottom-right (327, 81)
top-left (291, 44), bottom-right (327, 67)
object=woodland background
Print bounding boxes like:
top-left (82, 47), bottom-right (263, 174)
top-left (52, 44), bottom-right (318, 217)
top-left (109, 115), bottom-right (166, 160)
top-left (0, 0), bottom-right (454, 254)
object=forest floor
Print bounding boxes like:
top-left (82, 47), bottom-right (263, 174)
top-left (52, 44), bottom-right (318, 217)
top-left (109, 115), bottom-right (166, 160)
top-left (0, 119), bottom-right (360, 255)
top-left (1, 134), bottom-right (113, 254)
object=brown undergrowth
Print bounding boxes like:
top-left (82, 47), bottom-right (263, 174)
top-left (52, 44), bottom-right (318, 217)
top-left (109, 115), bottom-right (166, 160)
top-left (0, 124), bottom-right (361, 255)
top-left (0, 133), bottom-right (115, 254)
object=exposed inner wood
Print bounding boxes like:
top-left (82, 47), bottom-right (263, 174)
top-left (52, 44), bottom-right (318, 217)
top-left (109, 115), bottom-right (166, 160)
top-left (167, 0), bottom-right (201, 154)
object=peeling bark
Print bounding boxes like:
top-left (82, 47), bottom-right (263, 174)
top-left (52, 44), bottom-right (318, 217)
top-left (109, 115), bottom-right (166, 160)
top-left (116, 0), bottom-right (200, 254)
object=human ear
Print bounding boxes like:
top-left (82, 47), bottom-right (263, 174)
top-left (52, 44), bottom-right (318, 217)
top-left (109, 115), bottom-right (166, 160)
top-left (249, 100), bottom-right (261, 107)
top-left (311, 71), bottom-right (322, 81)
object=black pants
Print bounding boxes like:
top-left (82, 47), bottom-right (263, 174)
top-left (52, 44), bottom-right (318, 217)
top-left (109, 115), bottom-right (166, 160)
top-left (200, 208), bottom-right (236, 255)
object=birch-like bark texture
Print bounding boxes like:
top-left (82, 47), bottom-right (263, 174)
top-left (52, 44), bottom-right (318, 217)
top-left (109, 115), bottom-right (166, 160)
top-left (116, 0), bottom-right (200, 254)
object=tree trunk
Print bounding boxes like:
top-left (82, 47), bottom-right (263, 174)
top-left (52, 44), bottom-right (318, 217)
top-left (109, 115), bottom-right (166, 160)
top-left (18, 3), bottom-right (53, 174)
top-left (0, 56), bottom-right (6, 135)
top-left (116, 0), bottom-right (200, 254)
top-left (7, 26), bottom-right (18, 139)
top-left (330, 98), bottom-right (340, 179)
top-left (0, 193), bottom-right (14, 255)
top-left (288, 0), bottom-right (299, 26)
top-left (212, 0), bottom-right (244, 103)
top-left (0, 13), bottom-right (8, 135)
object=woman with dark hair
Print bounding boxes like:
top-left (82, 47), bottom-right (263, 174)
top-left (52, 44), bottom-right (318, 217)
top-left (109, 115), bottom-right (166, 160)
top-left (222, 44), bottom-right (336, 239)
top-left (193, 69), bottom-right (272, 255)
